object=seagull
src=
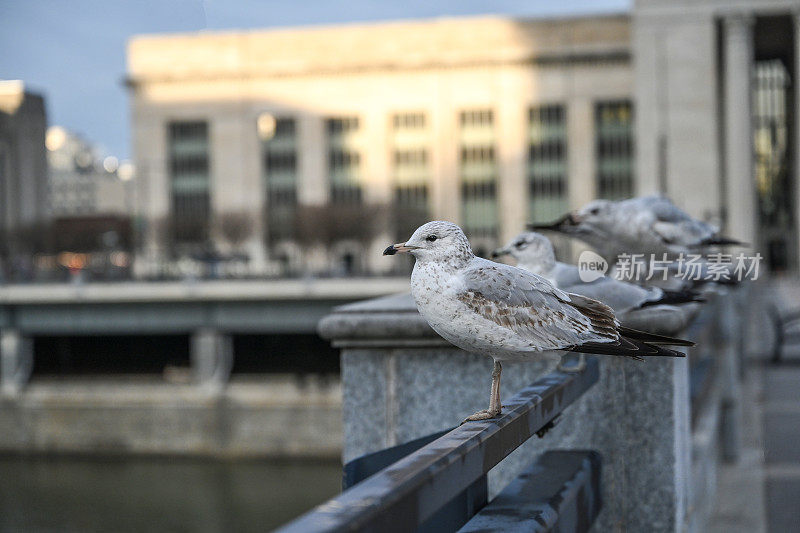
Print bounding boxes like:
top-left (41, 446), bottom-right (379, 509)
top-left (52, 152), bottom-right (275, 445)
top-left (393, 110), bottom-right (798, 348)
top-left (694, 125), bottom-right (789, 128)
top-left (528, 195), bottom-right (744, 264)
top-left (491, 231), bottom-right (704, 315)
top-left (384, 221), bottom-right (693, 422)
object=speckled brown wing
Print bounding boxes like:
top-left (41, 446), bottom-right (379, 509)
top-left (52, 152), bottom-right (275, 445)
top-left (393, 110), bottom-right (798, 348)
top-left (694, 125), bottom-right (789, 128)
top-left (457, 260), bottom-right (620, 351)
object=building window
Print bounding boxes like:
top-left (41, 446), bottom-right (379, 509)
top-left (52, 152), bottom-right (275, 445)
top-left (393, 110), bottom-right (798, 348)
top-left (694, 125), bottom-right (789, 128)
top-left (262, 117), bottom-right (298, 243)
top-left (391, 112), bottom-right (430, 240)
top-left (168, 121), bottom-right (210, 245)
top-left (528, 105), bottom-right (568, 223)
top-left (459, 109), bottom-right (497, 238)
top-left (595, 101), bottom-right (634, 200)
top-left (327, 117), bottom-right (362, 204)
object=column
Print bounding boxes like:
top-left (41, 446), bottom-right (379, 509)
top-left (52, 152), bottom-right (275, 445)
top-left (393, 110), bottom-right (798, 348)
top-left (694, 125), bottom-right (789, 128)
top-left (567, 98), bottom-right (596, 210)
top-left (497, 70), bottom-right (528, 245)
top-left (723, 14), bottom-right (756, 248)
top-left (297, 114), bottom-right (328, 206)
top-left (431, 80), bottom-right (459, 224)
top-left (794, 13), bottom-right (800, 269)
top-left (190, 328), bottom-right (233, 391)
top-left (1, 329), bottom-right (33, 395)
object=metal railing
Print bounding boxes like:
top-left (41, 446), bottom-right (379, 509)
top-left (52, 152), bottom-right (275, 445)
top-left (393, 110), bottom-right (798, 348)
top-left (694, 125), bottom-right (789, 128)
top-left (278, 357), bottom-right (601, 533)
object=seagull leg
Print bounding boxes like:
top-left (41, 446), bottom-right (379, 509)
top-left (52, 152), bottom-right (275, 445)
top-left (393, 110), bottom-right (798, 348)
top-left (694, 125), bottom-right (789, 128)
top-left (462, 361), bottom-right (503, 423)
top-left (557, 353), bottom-right (587, 373)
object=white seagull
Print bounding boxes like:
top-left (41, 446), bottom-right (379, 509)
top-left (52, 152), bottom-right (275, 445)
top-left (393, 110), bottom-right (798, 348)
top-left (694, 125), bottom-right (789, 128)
top-left (384, 221), bottom-right (693, 422)
top-left (491, 231), bottom-right (704, 315)
top-left (528, 195), bottom-right (744, 264)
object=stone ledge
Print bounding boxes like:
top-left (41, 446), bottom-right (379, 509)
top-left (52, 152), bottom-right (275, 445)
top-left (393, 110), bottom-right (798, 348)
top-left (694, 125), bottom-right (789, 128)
top-left (318, 292), bottom-right (701, 348)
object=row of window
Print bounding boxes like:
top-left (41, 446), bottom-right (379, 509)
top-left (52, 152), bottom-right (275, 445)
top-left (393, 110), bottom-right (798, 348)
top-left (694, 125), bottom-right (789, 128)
top-left (167, 102), bottom-right (633, 243)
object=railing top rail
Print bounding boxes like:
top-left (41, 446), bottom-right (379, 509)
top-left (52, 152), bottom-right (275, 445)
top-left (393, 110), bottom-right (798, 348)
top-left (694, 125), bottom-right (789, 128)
top-left (278, 357), bottom-right (600, 533)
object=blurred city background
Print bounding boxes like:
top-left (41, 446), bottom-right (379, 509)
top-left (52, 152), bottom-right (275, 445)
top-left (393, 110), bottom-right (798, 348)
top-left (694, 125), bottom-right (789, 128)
top-left (1, 0), bottom-right (799, 531)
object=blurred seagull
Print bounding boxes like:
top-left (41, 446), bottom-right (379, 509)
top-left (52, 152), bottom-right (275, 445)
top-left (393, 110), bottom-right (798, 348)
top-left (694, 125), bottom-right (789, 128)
top-left (491, 231), bottom-right (704, 315)
top-left (529, 195), bottom-right (744, 263)
top-left (384, 221), bottom-right (693, 422)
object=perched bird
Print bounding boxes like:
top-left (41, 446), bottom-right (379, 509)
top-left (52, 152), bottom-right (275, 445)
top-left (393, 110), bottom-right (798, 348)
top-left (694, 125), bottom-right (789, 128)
top-left (491, 231), bottom-right (704, 315)
top-left (529, 195), bottom-right (744, 264)
top-left (384, 221), bottom-right (693, 422)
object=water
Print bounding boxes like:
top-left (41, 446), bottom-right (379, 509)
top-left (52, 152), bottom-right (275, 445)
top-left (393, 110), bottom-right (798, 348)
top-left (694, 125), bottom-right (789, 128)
top-left (0, 455), bottom-right (342, 532)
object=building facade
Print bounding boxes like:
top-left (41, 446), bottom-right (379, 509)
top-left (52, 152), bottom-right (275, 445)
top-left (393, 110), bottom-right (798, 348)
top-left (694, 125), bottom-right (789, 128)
top-left (47, 126), bottom-right (131, 218)
top-left (127, 16), bottom-right (633, 276)
top-left (0, 80), bottom-right (49, 256)
top-left (634, 0), bottom-right (800, 271)
top-left (128, 3), bottom-right (800, 276)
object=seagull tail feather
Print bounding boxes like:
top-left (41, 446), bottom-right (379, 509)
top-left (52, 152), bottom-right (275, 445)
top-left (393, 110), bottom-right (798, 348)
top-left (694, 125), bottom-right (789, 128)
top-left (617, 326), bottom-right (695, 347)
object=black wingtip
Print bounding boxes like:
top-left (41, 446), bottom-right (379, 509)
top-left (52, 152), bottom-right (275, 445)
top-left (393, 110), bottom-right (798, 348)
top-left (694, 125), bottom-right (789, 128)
top-left (700, 235), bottom-right (747, 247)
top-left (640, 289), bottom-right (707, 308)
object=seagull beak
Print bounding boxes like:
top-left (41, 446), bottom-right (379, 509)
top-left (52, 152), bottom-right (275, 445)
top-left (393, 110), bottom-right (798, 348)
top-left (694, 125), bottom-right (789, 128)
top-left (491, 247), bottom-right (510, 259)
top-left (527, 213), bottom-right (582, 232)
top-left (383, 242), bottom-right (420, 255)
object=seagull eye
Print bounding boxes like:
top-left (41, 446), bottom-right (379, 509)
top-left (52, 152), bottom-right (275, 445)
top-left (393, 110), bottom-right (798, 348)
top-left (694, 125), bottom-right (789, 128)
top-left (589, 208), bottom-right (600, 215)
top-left (426, 235), bottom-right (438, 242)
top-left (515, 241), bottom-right (526, 248)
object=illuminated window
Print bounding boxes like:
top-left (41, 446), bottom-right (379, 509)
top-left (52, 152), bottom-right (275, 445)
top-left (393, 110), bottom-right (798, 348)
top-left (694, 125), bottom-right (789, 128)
top-left (459, 109), bottom-right (497, 238)
top-left (168, 121), bottom-right (210, 244)
top-left (327, 117), bottom-right (362, 204)
top-left (391, 112), bottom-right (429, 239)
top-left (595, 101), bottom-right (634, 199)
top-left (262, 117), bottom-right (297, 243)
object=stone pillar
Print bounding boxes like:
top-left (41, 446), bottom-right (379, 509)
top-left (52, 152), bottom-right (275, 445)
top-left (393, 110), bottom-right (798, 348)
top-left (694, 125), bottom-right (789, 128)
top-left (1, 329), bottom-right (33, 395)
top-left (567, 98), bottom-right (596, 210)
top-left (319, 293), bottom-right (696, 531)
top-left (297, 114), bottom-right (328, 206)
top-left (497, 72), bottom-right (528, 245)
top-left (722, 14), bottom-right (756, 248)
top-left (431, 81), bottom-right (459, 224)
top-left (190, 328), bottom-right (233, 390)
top-left (795, 13), bottom-right (800, 270)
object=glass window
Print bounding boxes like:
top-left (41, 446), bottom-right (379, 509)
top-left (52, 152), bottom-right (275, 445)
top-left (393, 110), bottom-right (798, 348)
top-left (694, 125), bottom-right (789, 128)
top-left (391, 112), bottom-right (430, 240)
top-left (459, 109), bottom-right (497, 239)
top-left (327, 117), bottom-right (362, 204)
top-left (262, 117), bottom-right (297, 243)
top-left (529, 104), bottom-right (568, 223)
top-left (168, 121), bottom-right (210, 244)
top-left (595, 101), bottom-right (634, 200)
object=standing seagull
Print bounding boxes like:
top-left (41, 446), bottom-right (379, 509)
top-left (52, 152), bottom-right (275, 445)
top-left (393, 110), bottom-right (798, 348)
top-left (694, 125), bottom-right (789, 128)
top-left (384, 221), bottom-right (693, 422)
top-left (492, 231), bottom-right (704, 315)
top-left (529, 195), bottom-right (744, 264)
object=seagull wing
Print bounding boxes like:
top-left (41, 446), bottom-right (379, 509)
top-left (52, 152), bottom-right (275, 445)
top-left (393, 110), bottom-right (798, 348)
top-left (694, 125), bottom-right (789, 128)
top-left (639, 196), bottom-right (719, 246)
top-left (456, 259), bottom-right (689, 359)
top-left (561, 276), bottom-right (663, 314)
top-left (456, 260), bottom-right (619, 351)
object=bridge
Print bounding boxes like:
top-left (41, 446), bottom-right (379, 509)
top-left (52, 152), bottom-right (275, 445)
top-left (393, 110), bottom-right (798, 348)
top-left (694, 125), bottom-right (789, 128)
top-left (0, 278), bottom-right (408, 391)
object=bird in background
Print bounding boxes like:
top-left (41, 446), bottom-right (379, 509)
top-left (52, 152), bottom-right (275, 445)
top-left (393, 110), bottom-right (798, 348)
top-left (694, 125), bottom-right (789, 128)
top-left (384, 221), bottom-right (693, 423)
top-left (491, 231), bottom-right (704, 315)
top-left (529, 195), bottom-right (744, 264)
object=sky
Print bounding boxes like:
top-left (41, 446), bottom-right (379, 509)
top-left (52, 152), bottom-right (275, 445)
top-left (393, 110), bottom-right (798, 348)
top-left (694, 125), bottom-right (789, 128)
top-left (0, 0), bottom-right (629, 160)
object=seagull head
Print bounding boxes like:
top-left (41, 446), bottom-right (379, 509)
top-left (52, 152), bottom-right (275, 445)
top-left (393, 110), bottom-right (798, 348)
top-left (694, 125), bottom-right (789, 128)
top-left (383, 221), bottom-right (473, 266)
top-left (492, 232), bottom-right (555, 273)
top-left (527, 199), bottom-right (613, 235)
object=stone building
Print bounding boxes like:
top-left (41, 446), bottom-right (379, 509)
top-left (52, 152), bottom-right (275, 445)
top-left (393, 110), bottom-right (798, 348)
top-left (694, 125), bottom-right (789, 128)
top-left (127, 1), bottom-right (800, 276)
top-left (0, 80), bottom-right (49, 255)
top-left (47, 126), bottom-right (131, 218)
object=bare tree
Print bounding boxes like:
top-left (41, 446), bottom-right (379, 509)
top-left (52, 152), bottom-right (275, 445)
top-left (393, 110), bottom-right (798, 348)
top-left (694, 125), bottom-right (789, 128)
top-left (294, 203), bottom-right (389, 247)
top-left (217, 211), bottom-right (254, 250)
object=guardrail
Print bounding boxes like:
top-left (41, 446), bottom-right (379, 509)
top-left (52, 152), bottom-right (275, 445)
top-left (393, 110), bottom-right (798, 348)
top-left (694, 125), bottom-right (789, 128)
top-left (278, 358), bottom-right (600, 532)
top-left (293, 286), bottom-right (746, 532)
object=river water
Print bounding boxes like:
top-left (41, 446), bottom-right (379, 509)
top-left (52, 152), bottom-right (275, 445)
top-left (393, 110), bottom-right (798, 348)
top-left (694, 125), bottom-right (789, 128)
top-left (0, 455), bottom-right (342, 532)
